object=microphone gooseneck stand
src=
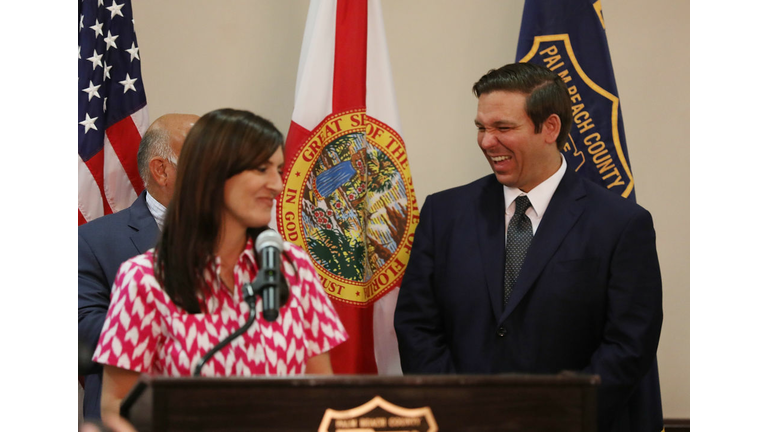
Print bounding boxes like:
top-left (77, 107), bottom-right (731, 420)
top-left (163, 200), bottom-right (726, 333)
top-left (192, 281), bottom-right (258, 377)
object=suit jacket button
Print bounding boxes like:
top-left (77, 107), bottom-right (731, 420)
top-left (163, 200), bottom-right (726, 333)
top-left (497, 327), bottom-right (507, 337)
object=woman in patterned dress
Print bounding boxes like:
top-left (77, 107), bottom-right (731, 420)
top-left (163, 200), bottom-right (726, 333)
top-left (93, 109), bottom-right (348, 421)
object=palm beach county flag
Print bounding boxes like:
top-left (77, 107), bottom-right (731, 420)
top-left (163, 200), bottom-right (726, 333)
top-left (278, 0), bottom-right (418, 374)
top-left (516, 0), bottom-right (635, 201)
top-left (79, 0), bottom-right (149, 225)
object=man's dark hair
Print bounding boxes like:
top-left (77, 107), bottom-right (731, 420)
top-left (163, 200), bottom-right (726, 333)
top-left (472, 63), bottom-right (573, 151)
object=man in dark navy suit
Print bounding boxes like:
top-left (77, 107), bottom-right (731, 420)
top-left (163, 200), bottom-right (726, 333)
top-left (78, 113), bottom-right (198, 420)
top-left (394, 63), bottom-right (663, 432)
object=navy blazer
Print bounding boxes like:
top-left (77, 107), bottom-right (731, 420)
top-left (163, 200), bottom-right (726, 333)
top-left (78, 191), bottom-right (159, 420)
top-left (394, 168), bottom-right (663, 432)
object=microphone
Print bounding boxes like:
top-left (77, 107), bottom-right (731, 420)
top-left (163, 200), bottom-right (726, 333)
top-left (255, 230), bottom-right (284, 322)
top-left (193, 230), bottom-right (289, 376)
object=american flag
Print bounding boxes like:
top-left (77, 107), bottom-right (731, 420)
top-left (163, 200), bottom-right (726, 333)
top-left (78, 0), bottom-right (148, 225)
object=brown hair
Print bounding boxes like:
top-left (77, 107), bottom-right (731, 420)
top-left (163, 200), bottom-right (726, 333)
top-left (154, 108), bottom-right (284, 313)
top-left (472, 62), bottom-right (573, 151)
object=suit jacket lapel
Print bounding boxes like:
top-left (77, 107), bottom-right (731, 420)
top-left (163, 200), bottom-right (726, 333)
top-left (474, 176), bottom-right (506, 322)
top-left (128, 191), bottom-right (161, 254)
top-left (500, 168), bottom-right (587, 322)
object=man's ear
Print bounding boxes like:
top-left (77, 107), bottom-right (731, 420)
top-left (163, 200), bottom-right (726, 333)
top-left (148, 157), bottom-right (168, 187)
top-left (542, 114), bottom-right (562, 145)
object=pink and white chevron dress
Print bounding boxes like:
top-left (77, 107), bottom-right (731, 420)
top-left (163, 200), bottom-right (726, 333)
top-left (92, 239), bottom-right (348, 376)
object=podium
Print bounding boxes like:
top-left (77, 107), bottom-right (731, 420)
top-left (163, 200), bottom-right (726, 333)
top-left (122, 373), bottom-right (599, 431)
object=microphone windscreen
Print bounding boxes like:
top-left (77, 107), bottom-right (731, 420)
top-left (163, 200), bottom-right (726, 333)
top-left (256, 229), bottom-right (284, 253)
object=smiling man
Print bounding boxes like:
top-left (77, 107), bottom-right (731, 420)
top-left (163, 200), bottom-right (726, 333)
top-left (394, 63), bottom-right (663, 432)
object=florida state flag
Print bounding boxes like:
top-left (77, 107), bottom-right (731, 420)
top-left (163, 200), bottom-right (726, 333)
top-left (278, 0), bottom-right (418, 374)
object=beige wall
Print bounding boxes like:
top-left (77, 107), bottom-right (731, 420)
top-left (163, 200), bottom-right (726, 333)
top-left (133, 0), bottom-right (690, 418)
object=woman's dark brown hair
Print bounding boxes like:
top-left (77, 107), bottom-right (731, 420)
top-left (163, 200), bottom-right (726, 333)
top-left (154, 108), bottom-right (284, 313)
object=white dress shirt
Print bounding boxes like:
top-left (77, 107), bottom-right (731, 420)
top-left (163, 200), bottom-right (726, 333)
top-left (504, 154), bottom-right (567, 237)
top-left (145, 192), bottom-right (167, 230)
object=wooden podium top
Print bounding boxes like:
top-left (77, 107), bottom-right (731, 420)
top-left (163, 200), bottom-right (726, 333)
top-left (123, 373), bottom-right (600, 432)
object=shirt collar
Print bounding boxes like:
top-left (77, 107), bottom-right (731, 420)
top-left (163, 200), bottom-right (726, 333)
top-left (209, 237), bottom-right (258, 275)
top-left (205, 236), bottom-right (258, 302)
top-left (241, 237), bottom-right (258, 269)
top-left (503, 153), bottom-right (567, 217)
top-left (145, 191), bottom-right (167, 230)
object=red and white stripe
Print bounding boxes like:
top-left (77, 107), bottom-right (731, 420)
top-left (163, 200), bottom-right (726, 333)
top-left (78, 107), bottom-right (148, 225)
